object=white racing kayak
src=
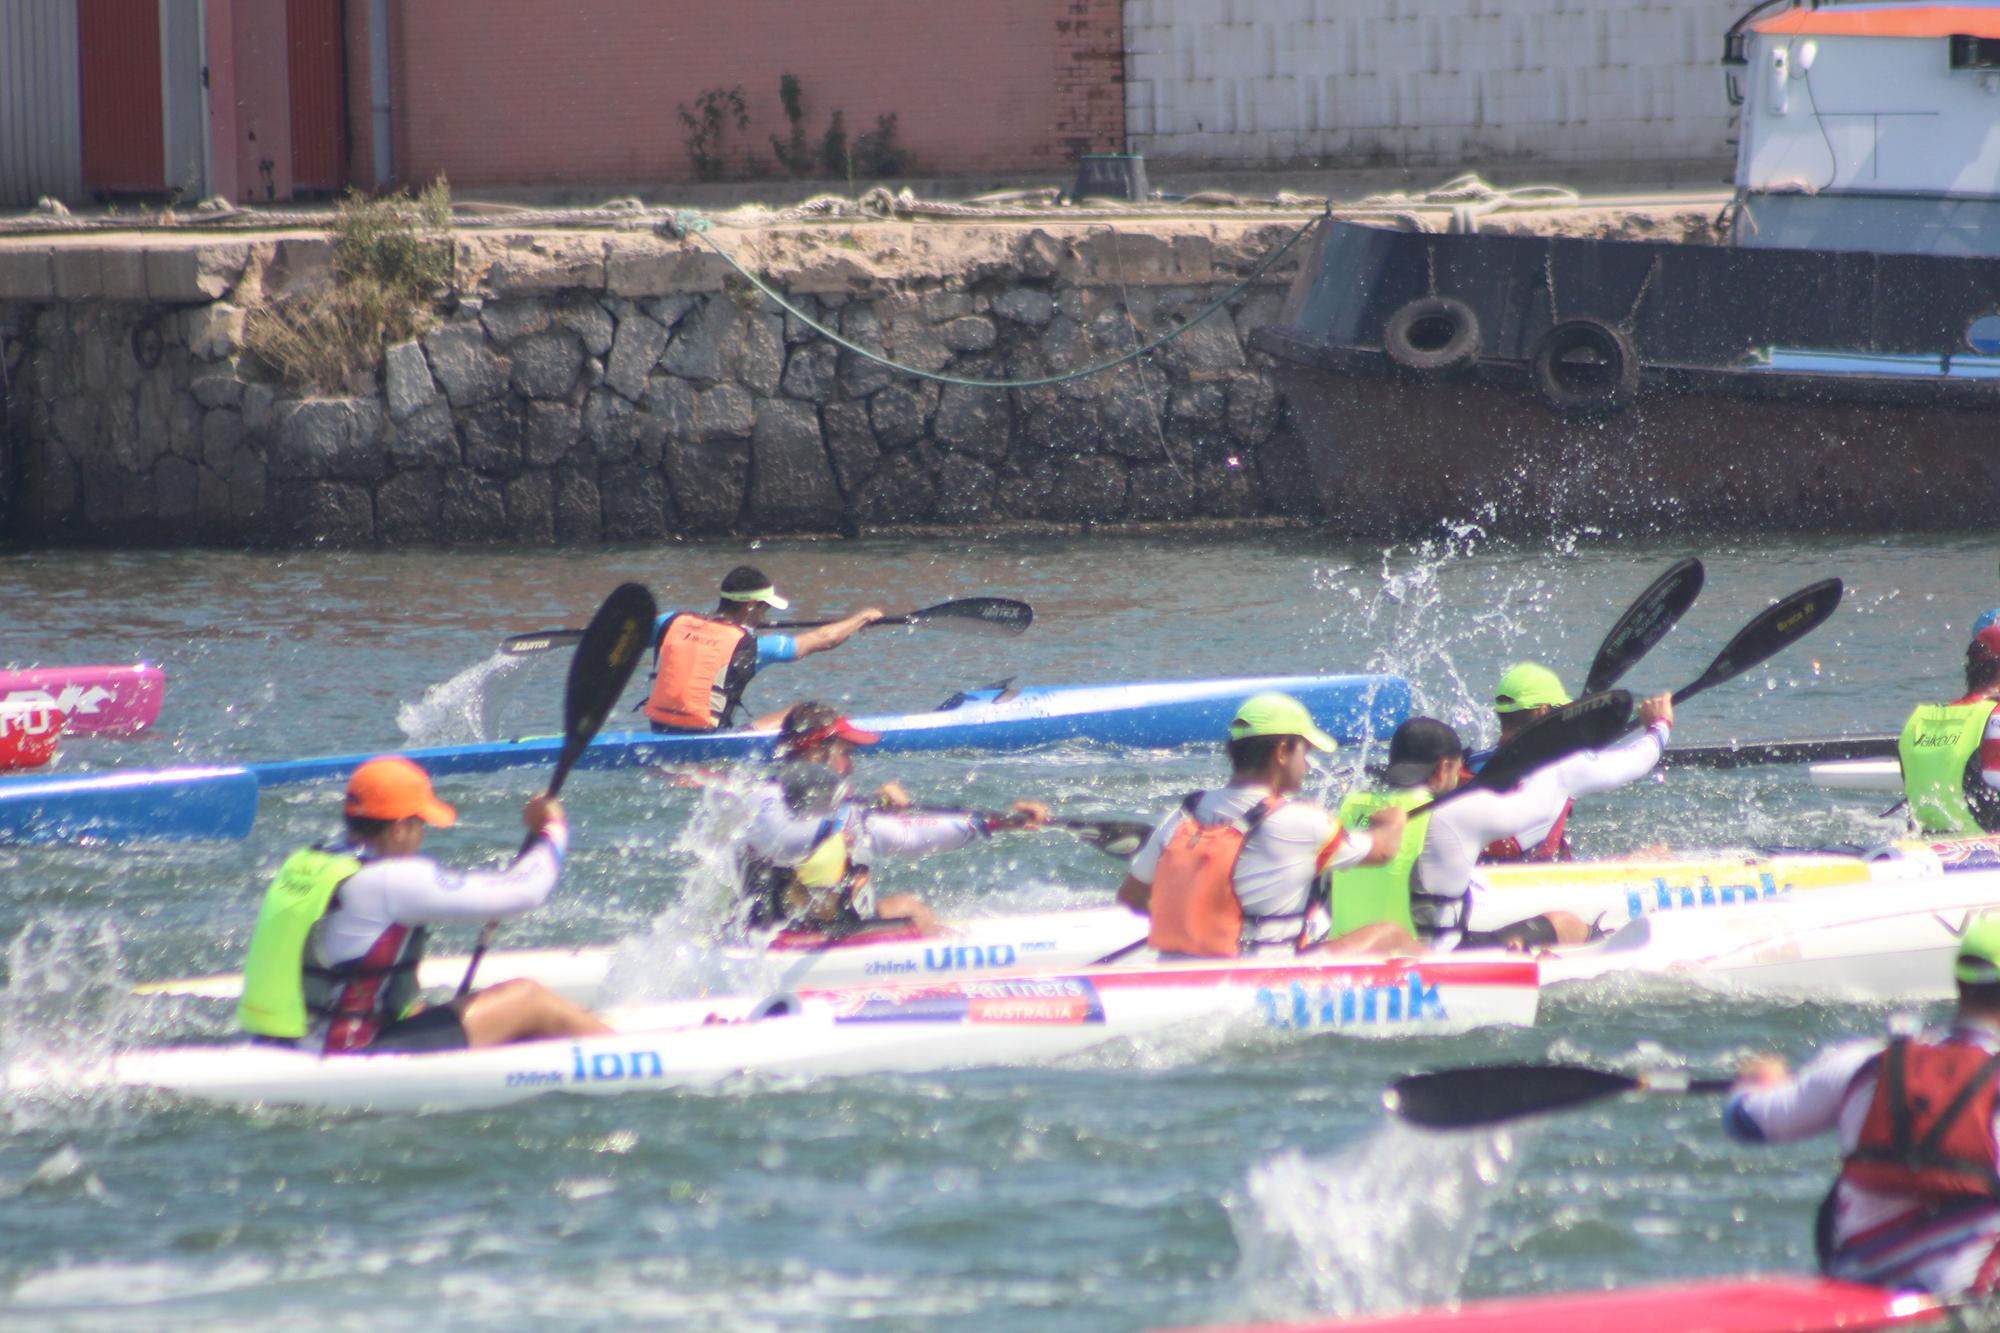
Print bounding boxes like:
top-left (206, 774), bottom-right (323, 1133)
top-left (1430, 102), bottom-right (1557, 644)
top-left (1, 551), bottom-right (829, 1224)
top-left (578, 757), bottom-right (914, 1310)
top-left (1809, 758), bottom-right (1902, 792)
top-left (46, 954), bottom-right (1539, 1113)
top-left (136, 838), bottom-right (2000, 1010)
top-left (135, 907), bottom-right (1153, 1005)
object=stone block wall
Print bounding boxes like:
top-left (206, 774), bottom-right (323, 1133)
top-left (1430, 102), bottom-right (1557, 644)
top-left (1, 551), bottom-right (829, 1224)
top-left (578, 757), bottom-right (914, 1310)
top-left (0, 220), bottom-right (1316, 546)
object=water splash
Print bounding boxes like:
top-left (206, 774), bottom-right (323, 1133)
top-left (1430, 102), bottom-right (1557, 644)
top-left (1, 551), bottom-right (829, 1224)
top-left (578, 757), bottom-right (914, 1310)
top-left (0, 916), bottom-right (134, 1130)
top-left (396, 652), bottom-right (524, 745)
top-left (598, 774), bottom-right (780, 1003)
top-left (1226, 1122), bottom-right (1521, 1322)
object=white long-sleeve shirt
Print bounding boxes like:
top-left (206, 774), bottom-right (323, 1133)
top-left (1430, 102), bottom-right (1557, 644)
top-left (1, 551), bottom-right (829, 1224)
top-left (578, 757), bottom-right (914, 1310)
top-left (309, 823), bottom-right (568, 967)
top-left (1495, 721), bottom-right (1670, 853)
top-left (1127, 787), bottom-right (1371, 933)
top-left (738, 784), bottom-right (989, 870)
top-left (1724, 1021), bottom-right (2000, 1294)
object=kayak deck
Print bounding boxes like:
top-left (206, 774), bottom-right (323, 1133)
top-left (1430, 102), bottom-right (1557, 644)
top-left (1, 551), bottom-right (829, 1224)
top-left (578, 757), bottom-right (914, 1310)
top-left (1181, 1276), bottom-right (1947, 1332)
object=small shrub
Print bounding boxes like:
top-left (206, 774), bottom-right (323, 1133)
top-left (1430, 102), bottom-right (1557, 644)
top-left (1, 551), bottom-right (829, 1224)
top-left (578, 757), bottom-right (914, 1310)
top-left (771, 74), bottom-right (813, 177)
top-left (244, 176), bottom-right (453, 393)
top-left (852, 113), bottom-right (909, 178)
top-left (679, 86), bottom-right (749, 181)
top-left (820, 110), bottom-right (849, 180)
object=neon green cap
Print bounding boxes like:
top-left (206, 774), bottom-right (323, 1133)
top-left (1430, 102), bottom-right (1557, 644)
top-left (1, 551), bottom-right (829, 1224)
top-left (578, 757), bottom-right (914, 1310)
top-left (1957, 913), bottom-right (2000, 985)
top-left (1229, 692), bottom-right (1337, 753)
top-left (1493, 663), bottom-right (1572, 714)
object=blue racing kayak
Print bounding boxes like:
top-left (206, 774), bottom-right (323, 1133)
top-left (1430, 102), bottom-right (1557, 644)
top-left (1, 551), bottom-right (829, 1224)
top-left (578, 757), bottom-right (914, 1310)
top-left (0, 675), bottom-right (1408, 844)
top-left (247, 673), bottom-right (1411, 787)
top-left (0, 766), bottom-right (260, 846)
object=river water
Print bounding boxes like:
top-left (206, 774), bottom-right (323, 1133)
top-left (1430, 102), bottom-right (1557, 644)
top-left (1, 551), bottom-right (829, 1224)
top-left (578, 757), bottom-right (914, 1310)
top-left (1, 530), bottom-right (1995, 1330)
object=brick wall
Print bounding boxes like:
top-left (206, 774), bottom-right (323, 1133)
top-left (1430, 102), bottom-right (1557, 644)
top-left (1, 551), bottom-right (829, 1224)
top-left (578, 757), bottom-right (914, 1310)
top-left (378, 0), bottom-right (1126, 189)
top-left (1124, 0), bottom-right (1739, 171)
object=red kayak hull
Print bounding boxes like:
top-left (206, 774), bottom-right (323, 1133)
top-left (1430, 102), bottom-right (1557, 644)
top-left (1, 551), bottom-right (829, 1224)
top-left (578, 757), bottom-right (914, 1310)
top-left (1182, 1277), bottom-right (1947, 1333)
top-left (0, 664), bottom-right (163, 737)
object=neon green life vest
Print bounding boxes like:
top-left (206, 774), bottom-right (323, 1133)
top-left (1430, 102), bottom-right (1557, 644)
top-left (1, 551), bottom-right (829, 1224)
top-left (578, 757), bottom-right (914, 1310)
top-left (1900, 700), bottom-right (2000, 836)
top-left (236, 848), bottom-right (360, 1039)
top-left (1324, 788), bottom-right (1432, 937)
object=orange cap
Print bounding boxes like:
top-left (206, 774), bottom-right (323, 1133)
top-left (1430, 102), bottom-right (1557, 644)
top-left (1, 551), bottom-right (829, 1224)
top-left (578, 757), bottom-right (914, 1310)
top-left (344, 756), bottom-right (457, 827)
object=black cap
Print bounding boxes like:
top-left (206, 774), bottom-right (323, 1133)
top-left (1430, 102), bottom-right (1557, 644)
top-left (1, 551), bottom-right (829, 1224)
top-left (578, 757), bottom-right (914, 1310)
top-left (721, 565), bottom-right (771, 595)
top-left (1383, 716), bottom-right (1464, 787)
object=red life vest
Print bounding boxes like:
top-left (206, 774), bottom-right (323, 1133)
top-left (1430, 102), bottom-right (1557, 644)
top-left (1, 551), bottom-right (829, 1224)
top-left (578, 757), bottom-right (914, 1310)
top-left (308, 921), bottom-right (429, 1054)
top-left (1841, 1036), bottom-right (2000, 1201)
top-left (643, 613), bottom-right (757, 731)
top-left (1481, 799), bottom-right (1574, 864)
top-left (1146, 792), bottom-right (1280, 959)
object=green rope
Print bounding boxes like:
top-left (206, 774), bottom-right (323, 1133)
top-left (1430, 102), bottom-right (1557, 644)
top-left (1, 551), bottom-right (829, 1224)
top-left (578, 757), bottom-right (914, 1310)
top-left (674, 210), bottom-right (1323, 390)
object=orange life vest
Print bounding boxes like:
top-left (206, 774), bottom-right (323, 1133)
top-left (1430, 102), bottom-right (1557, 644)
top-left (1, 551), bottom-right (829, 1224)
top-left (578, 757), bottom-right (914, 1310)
top-left (1146, 791), bottom-right (1280, 959)
top-left (1841, 1036), bottom-right (2000, 1201)
top-left (1481, 799), bottom-right (1574, 864)
top-left (643, 613), bottom-right (757, 731)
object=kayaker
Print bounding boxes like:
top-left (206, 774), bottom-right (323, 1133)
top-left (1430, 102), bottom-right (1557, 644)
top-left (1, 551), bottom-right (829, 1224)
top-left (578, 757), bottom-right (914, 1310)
top-left (1116, 692), bottom-right (1409, 958)
top-left (1724, 914), bottom-right (2000, 1296)
top-left (643, 565), bottom-right (883, 733)
top-left (236, 756), bottom-right (610, 1055)
top-left (1322, 716), bottom-right (1592, 952)
top-left (1897, 625), bottom-right (2000, 835)
top-left (735, 703), bottom-right (1050, 936)
top-left (1479, 662), bottom-right (1675, 863)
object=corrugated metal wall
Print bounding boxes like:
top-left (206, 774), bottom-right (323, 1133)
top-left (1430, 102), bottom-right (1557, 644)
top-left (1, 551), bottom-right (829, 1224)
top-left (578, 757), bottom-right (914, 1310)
top-left (0, 0), bottom-right (83, 207)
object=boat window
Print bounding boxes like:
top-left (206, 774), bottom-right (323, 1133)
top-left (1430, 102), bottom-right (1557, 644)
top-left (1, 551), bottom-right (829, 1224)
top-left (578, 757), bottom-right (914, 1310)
top-left (1950, 35), bottom-right (2000, 68)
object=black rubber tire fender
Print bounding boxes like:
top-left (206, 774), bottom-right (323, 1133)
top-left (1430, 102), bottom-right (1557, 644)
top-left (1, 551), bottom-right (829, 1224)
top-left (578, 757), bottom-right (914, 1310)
top-left (1382, 296), bottom-right (1482, 377)
top-left (1530, 318), bottom-right (1641, 415)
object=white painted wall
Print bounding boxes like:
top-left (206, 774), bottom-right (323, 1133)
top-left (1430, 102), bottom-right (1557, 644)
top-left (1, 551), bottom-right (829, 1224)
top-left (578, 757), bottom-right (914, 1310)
top-left (1739, 31), bottom-right (2000, 197)
top-left (1124, 0), bottom-right (1743, 170)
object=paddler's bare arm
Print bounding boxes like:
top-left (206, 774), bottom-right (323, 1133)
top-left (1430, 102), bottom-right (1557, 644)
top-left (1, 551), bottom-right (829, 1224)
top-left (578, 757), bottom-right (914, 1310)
top-left (1358, 804), bottom-right (1406, 864)
top-left (792, 608), bottom-right (885, 657)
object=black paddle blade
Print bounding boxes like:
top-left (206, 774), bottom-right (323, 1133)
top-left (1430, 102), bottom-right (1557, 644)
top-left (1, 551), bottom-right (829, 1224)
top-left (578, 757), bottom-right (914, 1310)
top-left (902, 597), bottom-right (1033, 636)
top-left (1584, 558), bottom-right (1704, 694)
top-left (550, 583), bottom-right (657, 795)
top-left (501, 629), bottom-right (585, 656)
top-left (1673, 578), bottom-right (1843, 706)
top-left (1475, 690), bottom-right (1634, 793)
top-left (1064, 819), bottom-right (1153, 860)
top-left (1388, 1063), bottom-right (1644, 1130)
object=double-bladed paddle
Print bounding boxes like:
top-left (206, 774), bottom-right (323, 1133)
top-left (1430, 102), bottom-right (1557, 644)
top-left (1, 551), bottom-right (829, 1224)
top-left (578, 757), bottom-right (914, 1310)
top-left (457, 582), bottom-right (658, 998)
top-left (500, 597), bottom-right (1032, 655)
top-left (771, 597), bottom-right (1032, 637)
top-left (899, 806), bottom-right (1153, 859)
top-left (1411, 690), bottom-right (1636, 816)
top-left (1387, 1060), bottom-right (1735, 1131)
top-left (1583, 557), bottom-right (1705, 694)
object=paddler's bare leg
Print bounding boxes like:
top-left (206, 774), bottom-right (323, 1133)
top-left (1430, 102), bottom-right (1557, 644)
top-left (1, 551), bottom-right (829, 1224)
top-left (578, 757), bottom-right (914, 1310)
top-left (875, 893), bottom-right (939, 934)
top-left (456, 978), bottom-right (613, 1046)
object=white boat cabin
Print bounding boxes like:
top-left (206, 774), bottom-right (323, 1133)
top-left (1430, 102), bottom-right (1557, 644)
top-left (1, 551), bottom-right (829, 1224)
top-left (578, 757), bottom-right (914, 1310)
top-left (1728, 0), bottom-right (2000, 253)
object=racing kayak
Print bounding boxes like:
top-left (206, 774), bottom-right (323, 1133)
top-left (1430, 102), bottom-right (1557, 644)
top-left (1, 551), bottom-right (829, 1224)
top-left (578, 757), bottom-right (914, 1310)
top-left (138, 838), bottom-right (2000, 1006)
top-left (245, 673), bottom-right (1411, 787)
top-left (1808, 759), bottom-right (1901, 793)
top-left (1184, 1275), bottom-right (1946, 1331)
top-left (135, 906), bottom-right (1153, 1002)
top-left (0, 663), bottom-right (163, 737)
top-left (0, 765), bottom-right (259, 845)
top-left (58, 955), bottom-right (1538, 1113)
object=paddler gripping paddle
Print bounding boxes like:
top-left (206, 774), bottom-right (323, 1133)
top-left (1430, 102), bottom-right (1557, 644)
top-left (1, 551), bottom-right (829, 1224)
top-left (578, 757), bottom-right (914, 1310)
top-left (1387, 1060), bottom-right (1734, 1131)
top-left (1409, 689), bottom-right (1636, 818)
top-left (501, 596), bottom-right (1032, 655)
top-left (457, 582), bottom-right (657, 998)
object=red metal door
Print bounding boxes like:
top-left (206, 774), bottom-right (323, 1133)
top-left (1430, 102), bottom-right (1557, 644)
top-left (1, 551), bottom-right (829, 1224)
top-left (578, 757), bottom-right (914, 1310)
top-left (287, 0), bottom-right (347, 192)
top-left (77, 0), bottom-right (164, 193)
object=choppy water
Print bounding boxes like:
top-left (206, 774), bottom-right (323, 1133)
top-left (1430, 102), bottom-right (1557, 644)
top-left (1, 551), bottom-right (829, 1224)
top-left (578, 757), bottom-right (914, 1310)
top-left (1, 530), bottom-right (1995, 1330)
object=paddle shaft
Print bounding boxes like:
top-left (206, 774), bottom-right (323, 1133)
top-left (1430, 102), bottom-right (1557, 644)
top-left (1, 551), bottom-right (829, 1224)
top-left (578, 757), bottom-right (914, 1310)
top-left (459, 583), bottom-right (656, 999)
top-left (504, 597), bottom-right (1029, 654)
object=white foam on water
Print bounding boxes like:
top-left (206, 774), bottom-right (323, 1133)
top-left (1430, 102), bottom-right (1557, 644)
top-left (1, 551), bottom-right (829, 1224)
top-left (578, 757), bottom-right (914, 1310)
top-left (1225, 1122), bottom-right (1522, 1323)
top-left (395, 651), bottom-right (524, 745)
top-left (0, 916), bottom-right (135, 1131)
